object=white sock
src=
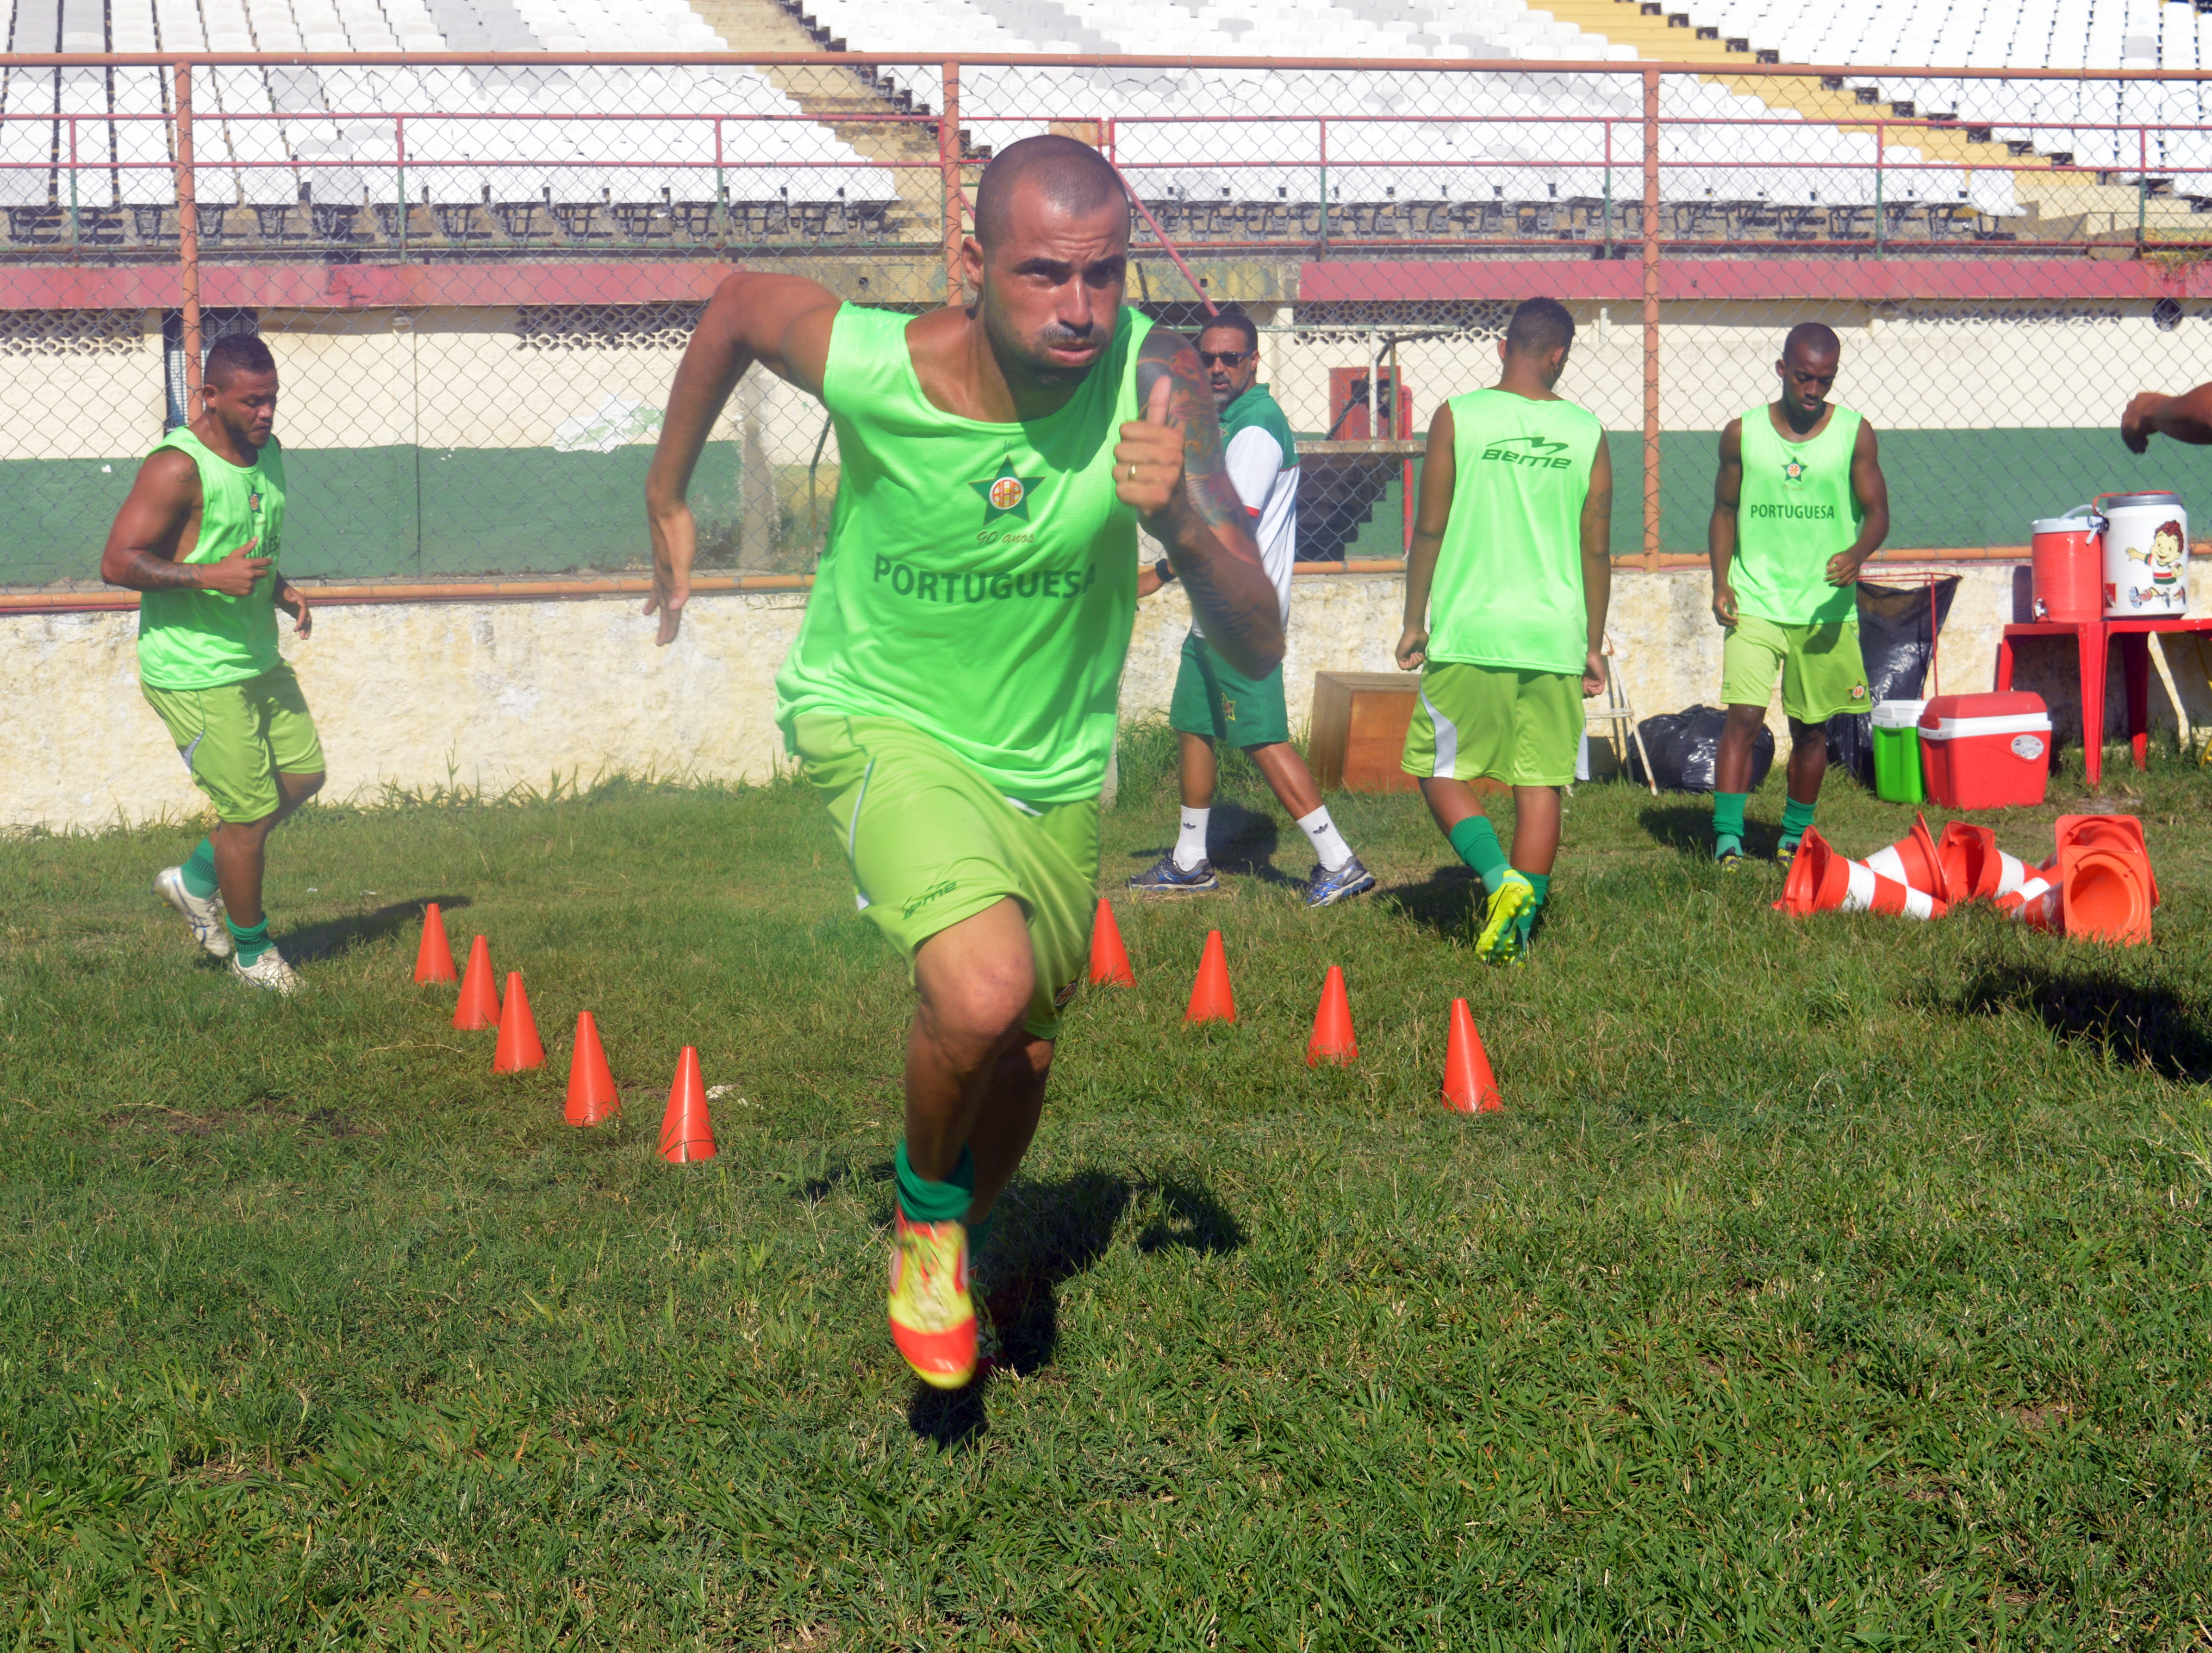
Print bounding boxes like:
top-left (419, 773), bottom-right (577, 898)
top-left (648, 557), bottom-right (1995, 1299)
top-left (1296, 805), bottom-right (1354, 873)
top-left (1173, 807), bottom-right (1211, 870)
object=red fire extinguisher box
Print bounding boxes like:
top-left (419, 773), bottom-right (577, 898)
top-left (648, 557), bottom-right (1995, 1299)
top-left (1918, 692), bottom-right (2053, 810)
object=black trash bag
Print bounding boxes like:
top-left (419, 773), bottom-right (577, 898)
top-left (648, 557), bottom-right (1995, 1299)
top-left (1826, 577), bottom-right (1961, 786)
top-left (1631, 704), bottom-right (1774, 792)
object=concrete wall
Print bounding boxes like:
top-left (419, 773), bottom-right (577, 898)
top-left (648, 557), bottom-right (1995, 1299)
top-left (8, 561), bottom-right (2208, 833)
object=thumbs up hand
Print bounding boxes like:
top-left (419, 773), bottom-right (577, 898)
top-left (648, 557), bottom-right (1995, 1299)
top-left (1115, 374), bottom-right (1185, 516)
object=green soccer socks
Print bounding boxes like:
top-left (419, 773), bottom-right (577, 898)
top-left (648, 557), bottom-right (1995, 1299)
top-left (895, 1140), bottom-right (976, 1225)
top-left (1446, 816), bottom-right (1511, 895)
top-left (181, 837), bottom-right (220, 900)
top-left (224, 915), bottom-right (272, 968)
top-left (1713, 793), bottom-right (1747, 861)
top-left (1780, 798), bottom-right (1818, 853)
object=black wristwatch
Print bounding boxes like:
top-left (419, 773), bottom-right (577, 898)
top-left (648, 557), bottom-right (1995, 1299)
top-left (1153, 558), bottom-right (1176, 586)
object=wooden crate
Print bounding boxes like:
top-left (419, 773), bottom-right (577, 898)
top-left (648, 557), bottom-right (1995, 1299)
top-left (1308, 671), bottom-right (1421, 793)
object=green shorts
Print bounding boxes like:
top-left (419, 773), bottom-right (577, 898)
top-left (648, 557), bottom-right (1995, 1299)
top-left (1721, 614), bottom-right (1869, 724)
top-left (788, 712), bottom-right (1100, 1042)
top-left (1401, 661), bottom-right (1582, 787)
top-left (142, 661), bottom-right (325, 823)
top-left (1168, 632), bottom-right (1291, 750)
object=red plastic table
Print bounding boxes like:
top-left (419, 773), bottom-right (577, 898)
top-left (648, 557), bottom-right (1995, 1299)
top-left (1996, 616), bottom-right (2212, 788)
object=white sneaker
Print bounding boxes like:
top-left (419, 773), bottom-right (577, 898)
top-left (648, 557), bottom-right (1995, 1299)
top-left (229, 944), bottom-right (304, 996)
top-left (153, 865), bottom-right (231, 959)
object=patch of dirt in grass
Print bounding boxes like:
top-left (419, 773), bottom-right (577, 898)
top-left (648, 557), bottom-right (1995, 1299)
top-left (2010, 1401), bottom-right (2075, 1431)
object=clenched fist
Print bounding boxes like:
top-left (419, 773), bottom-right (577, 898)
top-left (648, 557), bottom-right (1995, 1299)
top-left (1115, 377), bottom-right (1186, 517)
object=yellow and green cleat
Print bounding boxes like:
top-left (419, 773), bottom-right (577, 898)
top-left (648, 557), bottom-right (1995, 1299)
top-left (888, 1210), bottom-right (976, 1390)
top-left (1476, 869), bottom-right (1536, 966)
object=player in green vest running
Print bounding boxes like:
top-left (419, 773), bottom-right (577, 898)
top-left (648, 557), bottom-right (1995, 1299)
top-left (1707, 322), bottom-right (1890, 869)
top-left (1396, 298), bottom-right (1612, 965)
top-left (644, 135), bottom-right (1282, 1393)
top-left (100, 331), bottom-right (323, 995)
top-left (1130, 304), bottom-right (1373, 906)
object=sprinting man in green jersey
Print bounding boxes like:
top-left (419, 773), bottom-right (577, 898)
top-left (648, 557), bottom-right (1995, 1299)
top-left (1397, 298), bottom-right (1612, 966)
top-left (1707, 322), bottom-right (1891, 870)
top-left (644, 135), bottom-right (1283, 1393)
top-left (100, 332), bottom-right (323, 996)
top-left (1130, 304), bottom-right (1373, 908)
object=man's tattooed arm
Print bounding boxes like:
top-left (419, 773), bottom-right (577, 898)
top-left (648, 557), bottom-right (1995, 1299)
top-left (1133, 326), bottom-right (1285, 680)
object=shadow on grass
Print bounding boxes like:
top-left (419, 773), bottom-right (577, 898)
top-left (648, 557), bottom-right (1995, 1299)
top-left (1377, 862), bottom-right (1479, 941)
top-left (906, 1166), bottom-right (1244, 1449)
top-left (1938, 958), bottom-right (2212, 1083)
top-left (1115, 798), bottom-right (1298, 888)
top-left (1638, 801), bottom-right (1783, 860)
top-left (280, 895), bottom-right (472, 964)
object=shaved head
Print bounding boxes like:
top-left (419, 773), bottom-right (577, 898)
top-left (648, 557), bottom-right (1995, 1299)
top-left (1782, 321), bottom-right (1840, 362)
top-left (972, 134), bottom-right (1128, 251)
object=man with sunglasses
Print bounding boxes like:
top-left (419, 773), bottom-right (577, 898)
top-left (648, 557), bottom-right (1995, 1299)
top-left (1132, 306), bottom-right (1374, 907)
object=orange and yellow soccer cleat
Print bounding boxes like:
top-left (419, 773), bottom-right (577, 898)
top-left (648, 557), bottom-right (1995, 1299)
top-left (888, 1211), bottom-right (976, 1390)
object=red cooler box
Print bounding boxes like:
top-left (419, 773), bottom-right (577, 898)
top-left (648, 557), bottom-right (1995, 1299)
top-left (1918, 692), bottom-right (2053, 809)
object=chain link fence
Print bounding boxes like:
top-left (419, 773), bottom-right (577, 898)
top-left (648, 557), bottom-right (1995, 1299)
top-left (5, 53), bottom-right (2212, 592)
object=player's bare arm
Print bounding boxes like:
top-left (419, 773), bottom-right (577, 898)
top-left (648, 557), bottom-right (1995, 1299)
top-left (1580, 437), bottom-right (1613, 697)
top-left (644, 271), bottom-right (844, 645)
top-left (2122, 381), bottom-right (2212, 451)
top-left (1397, 403), bottom-right (1457, 670)
top-left (100, 448), bottom-right (266, 598)
top-left (1827, 419), bottom-right (1889, 586)
top-left (1707, 418), bottom-right (1744, 625)
top-left (1118, 326), bottom-right (1283, 681)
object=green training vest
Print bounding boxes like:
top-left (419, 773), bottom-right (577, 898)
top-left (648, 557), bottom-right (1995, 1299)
top-left (1732, 403), bottom-right (1864, 625)
top-left (135, 427), bottom-right (287, 692)
top-left (774, 303), bottom-right (1151, 804)
top-left (1426, 386), bottom-right (1602, 675)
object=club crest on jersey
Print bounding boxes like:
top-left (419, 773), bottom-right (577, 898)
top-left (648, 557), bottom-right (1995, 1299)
top-left (1782, 459), bottom-right (1805, 485)
top-left (972, 457), bottom-right (1043, 525)
top-left (248, 490), bottom-right (262, 512)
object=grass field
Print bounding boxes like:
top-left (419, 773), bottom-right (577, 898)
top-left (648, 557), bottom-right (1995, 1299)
top-left (3, 727), bottom-right (2209, 1649)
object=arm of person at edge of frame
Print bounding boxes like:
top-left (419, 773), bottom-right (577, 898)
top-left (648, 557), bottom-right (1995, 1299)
top-left (1826, 419), bottom-right (1889, 586)
top-left (1707, 418), bottom-right (1743, 627)
top-left (1396, 402), bottom-right (1455, 672)
top-left (1118, 328), bottom-right (1283, 682)
top-left (2122, 381), bottom-right (2212, 451)
top-left (644, 271), bottom-right (841, 645)
top-left (1579, 436), bottom-right (1613, 699)
top-left (99, 448), bottom-right (268, 599)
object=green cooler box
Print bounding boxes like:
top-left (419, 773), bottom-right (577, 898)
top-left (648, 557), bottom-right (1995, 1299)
top-left (1871, 699), bottom-right (1927, 803)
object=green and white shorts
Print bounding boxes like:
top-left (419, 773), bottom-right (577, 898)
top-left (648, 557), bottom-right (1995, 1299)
top-left (1401, 661), bottom-right (1583, 788)
top-left (787, 711), bottom-right (1100, 1042)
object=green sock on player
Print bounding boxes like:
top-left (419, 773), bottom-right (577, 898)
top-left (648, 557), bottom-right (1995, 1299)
top-left (224, 915), bottom-right (271, 967)
top-left (894, 1139), bottom-right (976, 1227)
top-left (1780, 798), bottom-right (1817, 850)
top-left (1713, 792), bottom-right (1747, 858)
top-left (181, 837), bottom-right (220, 900)
top-left (1524, 871), bottom-right (1550, 910)
top-left (966, 1211), bottom-right (995, 1261)
top-left (1446, 816), bottom-right (1511, 895)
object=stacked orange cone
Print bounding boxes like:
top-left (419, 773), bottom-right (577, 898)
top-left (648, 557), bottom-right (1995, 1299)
top-left (1775, 829), bottom-right (1947, 921)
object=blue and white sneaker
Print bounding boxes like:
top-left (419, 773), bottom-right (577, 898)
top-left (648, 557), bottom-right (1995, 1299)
top-left (1128, 853), bottom-right (1220, 894)
top-left (1304, 856), bottom-right (1376, 908)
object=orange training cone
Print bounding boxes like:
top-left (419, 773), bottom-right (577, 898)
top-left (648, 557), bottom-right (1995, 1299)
top-left (492, 972), bottom-right (545, 1072)
top-left (1774, 828), bottom-right (1945, 920)
top-left (566, 1012), bottom-right (620, 1124)
top-left (2054, 814), bottom-right (2159, 908)
top-left (1184, 929), bottom-right (1236, 1023)
top-left (1306, 965), bottom-right (1357, 1067)
top-left (659, 1045), bottom-right (717, 1162)
top-left (413, 902), bottom-right (456, 984)
top-left (1995, 870), bottom-right (2061, 929)
top-left (1088, 896), bottom-right (1135, 986)
top-left (1862, 812), bottom-right (1945, 897)
top-left (1933, 821), bottom-right (2033, 904)
top-left (2055, 843), bottom-right (2155, 945)
top-left (1442, 998), bottom-right (1502, 1114)
top-left (453, 935), bottom-right (500, 1029)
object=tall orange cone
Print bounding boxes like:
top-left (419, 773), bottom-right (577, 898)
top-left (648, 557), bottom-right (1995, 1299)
top-left (412, 902), bottom-right (456, 984)
top-left (453, 935), bottom-right (500, 1029)
top-left (1184, 929), bottom-right (1236, 1023)
top-left (2055, 844), bottom-right (2155, 945)
top-left (2054, 814), bottom-right (2159, 908)
top-left (1088, 896), bottom-right (1135, 986)
top-left (566, 1012), bottom-right (620, 1124)
top-left (659, 1045), bottom-right (717, 1162)
top-left (1862, 813), bottom-right (1945, 897)
top-left (1442, 998), bottom-right (1501, 1114)
top-left (1305, 965), bottom-right (1357, 1067)
top-left (492, 972), bottom-right (544, 1072)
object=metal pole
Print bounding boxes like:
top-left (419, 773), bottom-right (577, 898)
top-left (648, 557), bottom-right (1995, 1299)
top-left (175, 62), bottom-right (202, 403)
top-left (1641, 65), bottom-right (1660, 575)
top-left (1873, 117), bottom-right (1884, 254)
top-left (940, 60), bottom-right (961, 303)
top-left (1317, 116), bottom-right (1328, 254)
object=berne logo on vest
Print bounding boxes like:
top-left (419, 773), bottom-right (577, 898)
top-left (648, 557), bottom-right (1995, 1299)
top-left (1479, 435), bottom-right (1574, 471)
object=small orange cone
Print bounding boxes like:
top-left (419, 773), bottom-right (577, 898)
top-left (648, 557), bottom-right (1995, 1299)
top-left (1088, 896), bottom-right (1135, 986)
top-left (1306, 965), bottom-right (1357, 1066)
top-left (453, 935), bottom-right (500, 1029)
top-left (2055, 843), bottom-right (2155, 945)
top-left (1442, 998), bottom-right (1501, 1114)
top-left (492, 972), bottom-right (544, 1072)
top-left (1184, 929), bottom-right (1236, 1023)
top-left (566, 1012), bottom-right (620, 1124)
top-left (1862, 813), bottom-right (1945, 897)
top-left (413, 902), bottom-right (456, 984)
top-left (2054, 814), bottom-right (2159, 908)
top-left (659, 1046), bottom-right (717, 1162)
